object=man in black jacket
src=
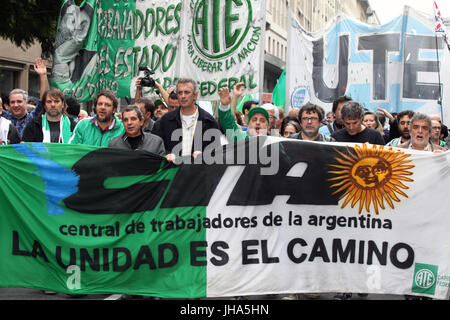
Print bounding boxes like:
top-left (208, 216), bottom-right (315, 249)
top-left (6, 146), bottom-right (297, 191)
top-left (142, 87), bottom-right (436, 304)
top-left (152, 78), bottom-right (220, 162)
top-left (22, 88), bottom-right (76, 143)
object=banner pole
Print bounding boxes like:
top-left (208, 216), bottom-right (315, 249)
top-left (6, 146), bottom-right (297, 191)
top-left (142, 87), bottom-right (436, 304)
top-left (259, 0), bottom-right (267, 106)
top-left (285, 0), bottom-right (291, 112)
top-left (435, 33), bottom-right (444, 122)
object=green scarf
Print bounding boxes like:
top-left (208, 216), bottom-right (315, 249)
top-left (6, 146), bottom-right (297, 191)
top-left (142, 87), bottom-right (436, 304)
top-left (42, 114), bottom-right (72, 143)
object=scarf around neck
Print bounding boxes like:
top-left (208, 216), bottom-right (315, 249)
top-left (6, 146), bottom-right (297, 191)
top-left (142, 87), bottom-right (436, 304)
top-left (42, 114), bottom-right (72, 143)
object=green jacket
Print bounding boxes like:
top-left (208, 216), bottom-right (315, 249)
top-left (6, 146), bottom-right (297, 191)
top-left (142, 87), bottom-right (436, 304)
top-left (69, 115), bottom-right (125, 147)
top-left (218, 105), bottom-right (249, 142)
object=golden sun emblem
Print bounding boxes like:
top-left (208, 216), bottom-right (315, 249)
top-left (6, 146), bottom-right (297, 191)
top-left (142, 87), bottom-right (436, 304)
top-left (328, 144), bottom-right (415, 215)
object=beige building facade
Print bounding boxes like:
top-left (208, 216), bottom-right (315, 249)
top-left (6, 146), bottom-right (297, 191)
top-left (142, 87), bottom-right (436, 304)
top-left (0, 39), bottom-right (50, 102)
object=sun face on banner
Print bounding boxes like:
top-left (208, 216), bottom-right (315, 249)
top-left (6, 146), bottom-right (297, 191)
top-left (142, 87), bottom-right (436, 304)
top-left (328, 144), bottom-right (415, 215)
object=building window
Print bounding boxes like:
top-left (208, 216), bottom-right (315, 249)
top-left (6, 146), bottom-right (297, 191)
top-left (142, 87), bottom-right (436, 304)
top-left (28, 72), bottom-right (40, 99)
top-left (0, 69), bottom-right (19, 98)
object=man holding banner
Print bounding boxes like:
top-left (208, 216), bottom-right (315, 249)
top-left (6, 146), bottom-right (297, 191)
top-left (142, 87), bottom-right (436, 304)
top-left (331, 102), bottom-right (385, 145)
top-left (218, 86), bottom-right (270, 141)
top-left (153, 78), bottom-right (220, 162)
top-left (69, 90), bottom-right (124, 147)
top-left (290, 103), bottom-right (335, 142)
top-left (22, 88), bottom-right (76, 143)
top-left (397, 113), bottom-right (445, 153)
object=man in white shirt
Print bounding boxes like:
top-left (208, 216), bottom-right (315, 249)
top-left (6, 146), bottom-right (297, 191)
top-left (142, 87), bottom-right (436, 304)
top-left (152, 78), bottom-right (220, 162)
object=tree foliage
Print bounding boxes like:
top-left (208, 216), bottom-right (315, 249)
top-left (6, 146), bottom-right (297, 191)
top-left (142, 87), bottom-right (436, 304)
top-left (0, 0), bottom-right (84, 58)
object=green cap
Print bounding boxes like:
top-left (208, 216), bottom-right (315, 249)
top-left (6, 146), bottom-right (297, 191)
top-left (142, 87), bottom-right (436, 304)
top-left (247, 107), bottom-right (270, 125)
top-left (155, 99), bottom-right (167, 108)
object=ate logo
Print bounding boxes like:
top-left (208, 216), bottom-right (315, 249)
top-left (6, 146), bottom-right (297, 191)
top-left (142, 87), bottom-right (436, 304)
top-left (412, 263), bottom-right (438, 295)
top-left (192, 0), bottom-right (252, 59)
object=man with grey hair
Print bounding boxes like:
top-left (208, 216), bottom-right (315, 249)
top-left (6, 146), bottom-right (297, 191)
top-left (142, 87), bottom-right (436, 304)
top-left (152, 78), bottom-right (220, 161)
top-left (108, 105), bottom-right (165, 155)
top-left (397, 113), bottom-right (445, 153)
top-left (0, 96), bottom-right (21, 145)
top-left (331, 101), bottom-right (385, 145)
top-left (261, 103), bottom-right (280, 136)
top-left (5, 89), bottom-right (41, 138)
top-left (4, 58), bottom-right (48, 138)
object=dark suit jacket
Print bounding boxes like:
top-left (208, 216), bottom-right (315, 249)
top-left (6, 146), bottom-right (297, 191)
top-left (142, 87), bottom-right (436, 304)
top-left (152, 106), bottom-right (220, 155)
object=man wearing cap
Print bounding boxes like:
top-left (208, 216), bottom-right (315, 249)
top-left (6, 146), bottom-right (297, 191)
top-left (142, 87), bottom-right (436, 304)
top-left (218, 87), bottom-right (270, 141)
top-left (153, 99), bottom-right (169, 120)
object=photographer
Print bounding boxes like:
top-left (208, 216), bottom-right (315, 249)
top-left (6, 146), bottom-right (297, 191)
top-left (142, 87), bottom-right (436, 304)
top-left (134, 68), bottom-right (170, 108)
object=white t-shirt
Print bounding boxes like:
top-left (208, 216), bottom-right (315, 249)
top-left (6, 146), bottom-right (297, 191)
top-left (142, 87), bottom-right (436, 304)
top-left (181, 110), bottom-right (199, 156)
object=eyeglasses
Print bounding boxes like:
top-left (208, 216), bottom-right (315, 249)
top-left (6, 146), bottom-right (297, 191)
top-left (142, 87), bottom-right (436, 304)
top-left (432, 126), bottom-right (441, 131)
top-left (302, 117), bottom-right (319, 122)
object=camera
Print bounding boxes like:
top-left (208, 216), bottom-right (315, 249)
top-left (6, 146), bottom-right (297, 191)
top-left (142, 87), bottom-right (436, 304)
top-left (138, 66), bottom-right (156, 87)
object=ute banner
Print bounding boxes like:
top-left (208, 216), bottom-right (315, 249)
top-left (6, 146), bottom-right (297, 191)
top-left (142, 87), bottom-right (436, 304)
top-left (0, 140), bottom-right (449, 299)
top-left (287, 7), bottom-right (450, 125)
top-left (49, 0), bottom-right (265, 102)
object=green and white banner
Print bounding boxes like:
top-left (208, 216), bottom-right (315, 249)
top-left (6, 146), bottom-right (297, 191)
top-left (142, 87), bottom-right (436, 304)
top-left (177, 0), bottom-right (266, 100)
top-left (0, 140), bottom-right (449, 299)
top-left (50, 0), bottom-right (265, 102)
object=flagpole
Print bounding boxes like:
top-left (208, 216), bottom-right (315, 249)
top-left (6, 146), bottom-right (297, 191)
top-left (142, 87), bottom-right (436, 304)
top-left (434, 33), bottom-right (444, 122)
top-left (434, 0), bottom-right (446, 123)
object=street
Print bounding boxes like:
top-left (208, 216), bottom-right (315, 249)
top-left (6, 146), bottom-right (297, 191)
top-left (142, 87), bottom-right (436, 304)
top-left (0, 287), bottom-right (406, 300)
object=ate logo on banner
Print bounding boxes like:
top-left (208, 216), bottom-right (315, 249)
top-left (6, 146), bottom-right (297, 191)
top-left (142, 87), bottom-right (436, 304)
top-left (412, 263), bottom-right (438, 295)
top-left (192, 0), bottom-right (253, 59)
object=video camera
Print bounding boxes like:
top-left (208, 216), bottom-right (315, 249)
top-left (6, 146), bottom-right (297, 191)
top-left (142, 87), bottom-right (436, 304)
top-left (138, 66), bottom-right (156, 87)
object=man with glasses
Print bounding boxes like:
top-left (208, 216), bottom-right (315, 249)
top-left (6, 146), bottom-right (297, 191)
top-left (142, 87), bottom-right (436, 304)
top-left (397, 113), bottom-right (445, 153)
top-left (290, 103), bottom-right (335, 142)
top-left (430, 119), bottom-right (448, 150)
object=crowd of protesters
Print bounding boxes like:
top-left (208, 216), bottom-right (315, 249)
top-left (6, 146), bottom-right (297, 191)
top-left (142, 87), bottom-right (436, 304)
top-left (2, 58), bottom-right (449, 156)
top-left (1, 58), bottom-right (449, 301)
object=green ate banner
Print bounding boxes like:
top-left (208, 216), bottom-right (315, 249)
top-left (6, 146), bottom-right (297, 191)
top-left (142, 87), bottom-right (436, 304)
top-left (50, 0), bottom-right (266, 102)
